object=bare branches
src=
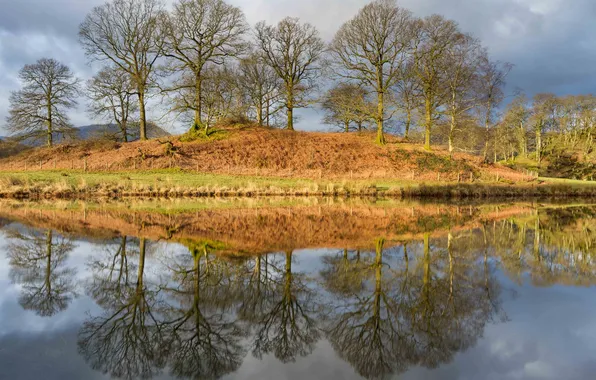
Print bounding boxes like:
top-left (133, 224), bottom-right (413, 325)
top-left (239, 53), bottom-right (283, 127)
top-left (321, 83), bottom-right (375, 132)
top-left (255, 17), bottom-right (325, 130)
top-left (7, 58), bottom-right (80, 147)
top-left (330, 0), bottom-right (414, 144)
top-left (163, 0), bottom-right (249, 133)
top-left (86, 66), bottom-right (139, 142)
top-left (79, 0), bottom-right (167, 140)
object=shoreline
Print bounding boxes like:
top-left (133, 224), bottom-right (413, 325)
top-left (1, 169), bottom-right (596, 200)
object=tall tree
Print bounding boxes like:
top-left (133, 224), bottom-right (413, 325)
top-left (79, 0), bottom-right (166, 141)
top-left (163, 0), bottom-right (249, 136)
top-left (502, 93), bottom-right (530, 159)
top-left (255, 17), bottom-right (325, 131)
top-left (531, 93), bottom-right (557, 163)
top-left (321, 83), bottom-right (373, 132)
top-left (476, 55), bottom-right (512, 162)
top-left (239, 53), bottom-right (283, 127)
top-left (443, 34), bottom-right (482, 155)
top-left (195, 64), bottom-right (246, 128)
top-left (7, 58), bottom-right (80, 147)
top-left (411, 15), bottom-right (462, 151)
top-left (330, 0), bottom-right (413, 144)
top-left (393, 61), bottom-right (421, 139)
top-left (86, 66), bottom-right (138, 142)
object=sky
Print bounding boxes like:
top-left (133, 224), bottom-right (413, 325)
top-left (1, 0), bottom-right (596, 134)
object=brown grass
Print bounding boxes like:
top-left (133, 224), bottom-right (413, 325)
top-left (0, 125), bottom-right (530, 183)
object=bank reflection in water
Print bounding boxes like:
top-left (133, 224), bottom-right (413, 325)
top-left (2, 204), bottom-right (596, 379)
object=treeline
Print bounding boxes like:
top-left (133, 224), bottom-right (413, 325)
top-left (495, 93), bottom-right (596, 164)
top-left (6, 0), bottom-right (590, 165)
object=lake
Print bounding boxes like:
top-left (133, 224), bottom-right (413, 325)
top-left (0, 198), bottom-right (595, 380)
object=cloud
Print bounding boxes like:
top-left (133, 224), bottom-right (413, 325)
top-left (1, 0), bottom-right (596, 133)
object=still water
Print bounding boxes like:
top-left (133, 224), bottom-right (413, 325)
top-left (0, 199), bottom-right (596, 380)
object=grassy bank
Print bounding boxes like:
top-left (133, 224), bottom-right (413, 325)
top-left (1, 169), bottom-right (596, 199)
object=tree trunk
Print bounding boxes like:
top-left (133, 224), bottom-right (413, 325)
top-left (45, 230), bottom-right (53, 292)
top-left (405, 108), bottom-right (411, 139)
top-left (137, 238), bottom-right (146, 289)
top-left (483, 103), bottom-right (492, 163)
top-left (448, 113), bottom-right (455, 156)
top-left (287, 106), bottom-right (294, 131)
top-left (121, 119), bottom-right (128, 143)
top-left (138, 90), bottom-right (147, 141)
top-left (266, 97), bottom-right (270, 128)
top-left (344, 121), bottom-right (350, 133)
top-left (286, 87), bottom-right (294, 131)
top-left (194, 75), bottom-right (202, 128)
top-left (519, 122), bottom-right (527, 158)
top-left (376, 90), bottom-right (385, 145)
top-left (536, 122), bottom-right (542, 164)
top-left (257, 103), bottom-right (263, 126)
top-left (47, 100), bottom-right (53, 148)
top-left (424, 96), bottom-right (432, 151)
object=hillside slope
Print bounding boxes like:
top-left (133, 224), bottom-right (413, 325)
top-left (0, 125), bottom-right (529, 183)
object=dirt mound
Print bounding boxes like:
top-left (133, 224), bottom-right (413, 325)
top-left (0, 126), bottom-right (530, 183)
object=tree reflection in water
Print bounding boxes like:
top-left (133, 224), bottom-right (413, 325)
top-left (250, 250), bottom-right (321, 363)
top-left (160, 243), bottom-right (247, 380)
top-left (9, 204), bottom-right (591, 380)
top-left (78, 238), bottom-right (168, 379)
top-left (6, 228), bottom-right (77, 317)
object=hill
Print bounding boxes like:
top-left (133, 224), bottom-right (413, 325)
top-left (0, 123), bottom-right (170, 148)
top-left (0, 125), bottom-right (528, 183)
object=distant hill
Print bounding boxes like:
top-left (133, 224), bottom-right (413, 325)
top-left (2, 123), bottom-right (170, 147)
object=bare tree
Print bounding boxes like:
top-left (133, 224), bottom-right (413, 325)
top-left (393, 61), bottom-right (421, 139)
top-left (7, 58), bottom-right (80, 147)
top-left (163, 0), bottom-right (249, 136)
top-left (411, 15), bottom-right (462, 151)
top-left (172, 64), bottom-right (246, 129)
top-left (239, 53), bottom-right (283, 127)
top-left (330, 0), bottom-right (413, 144)
top-left (255, 17), bottom-right (325, 131)
top-left (87, 66), bottom-right (138, 142)
top-left (321, 83), bottom-right (373, 132)
top-left (443, 34), bottom-right (482, 155)
top-left (79, 0), bottom-right (166, 141)
top-left (476, 54), bottom-right (512, 162)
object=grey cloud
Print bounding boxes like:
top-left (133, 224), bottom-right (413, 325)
top-left (2, 0), bottom-right (596, 133)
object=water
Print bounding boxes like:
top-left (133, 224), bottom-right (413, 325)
top-left (0, 199), bottom-right (595, 380)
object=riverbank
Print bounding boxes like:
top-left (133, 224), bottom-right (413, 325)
top-left (1, 169), bottom-right (596, 199)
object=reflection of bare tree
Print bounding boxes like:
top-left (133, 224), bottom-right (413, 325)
top-left (7, 228), bottom-right (77, 317)
top-left (486, 208), bottom-right (596, 286)
top-left (407, 233), bottom-right (503, 369)
top-left (236, 254), bottom-right (281, 324)
top-left (252, 251), bottom-right (321, 363)
top-left (324, 235), bottom-right (505, 379)
top-left (325, 239), bottom-right (415, 379)
top-left (78, 238), bottom-right (167, 380)
top-left (320, 249), bottom-right (371, 296)
top-left (86, 236), bottom-right (137, 308)
top-left (160, 245), bottom-right (247, 380)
